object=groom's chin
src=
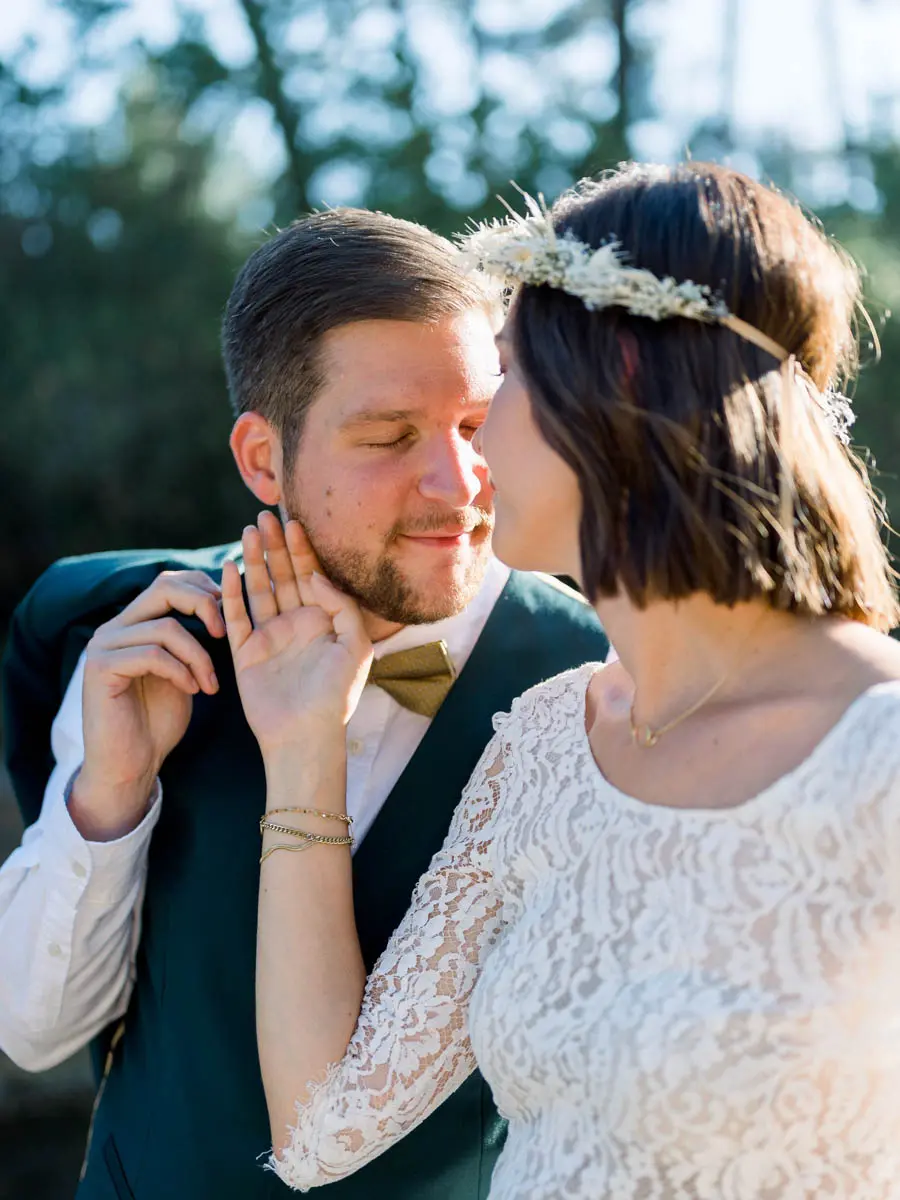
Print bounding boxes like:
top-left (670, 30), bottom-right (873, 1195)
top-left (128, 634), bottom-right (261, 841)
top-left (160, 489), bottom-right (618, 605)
top-left (369, 553), bottom-right (492, 626)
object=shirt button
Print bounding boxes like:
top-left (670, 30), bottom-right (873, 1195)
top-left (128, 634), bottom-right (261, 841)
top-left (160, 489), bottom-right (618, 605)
top-left (48, 943), bottom-right (63, 958)
top-left (348, 738), bottom-right (364, 757)
top-left (72, 861), bottom-right (87, 878)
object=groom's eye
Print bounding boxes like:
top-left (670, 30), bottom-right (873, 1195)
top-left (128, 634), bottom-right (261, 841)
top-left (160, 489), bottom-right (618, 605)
top-left (363, 431), bottom-right (415, 449)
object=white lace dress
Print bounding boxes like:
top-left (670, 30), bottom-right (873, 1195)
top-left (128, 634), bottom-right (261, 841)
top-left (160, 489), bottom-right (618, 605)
top-left (272, 664), bottom-right (900, 1198)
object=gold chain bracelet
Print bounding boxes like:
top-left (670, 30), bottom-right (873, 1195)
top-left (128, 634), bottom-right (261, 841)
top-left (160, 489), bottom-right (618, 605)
top-left (259, 819), bottom-right (354, 846)
top-left (264, 806), bottom-right (353, 825)
top-left (259, 828), bottom-right (354, 865)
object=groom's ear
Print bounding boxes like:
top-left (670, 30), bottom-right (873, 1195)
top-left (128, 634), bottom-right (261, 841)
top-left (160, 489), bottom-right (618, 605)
top-left (230, 413), bottom-right (283, 506)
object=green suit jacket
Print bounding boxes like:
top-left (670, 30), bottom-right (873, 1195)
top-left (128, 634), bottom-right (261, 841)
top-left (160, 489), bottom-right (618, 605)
top-left (2, 545), bottom-right (608, 1200)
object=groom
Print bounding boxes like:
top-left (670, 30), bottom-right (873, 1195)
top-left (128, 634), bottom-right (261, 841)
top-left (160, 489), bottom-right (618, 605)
top-left (0, 208), bottom-right (608, 1199)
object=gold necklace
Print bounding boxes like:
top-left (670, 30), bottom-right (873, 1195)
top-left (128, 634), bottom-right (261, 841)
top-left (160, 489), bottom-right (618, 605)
top-left (629, 674), bottom-right (728, 748)
top-left (628, 612), bottom-right (768, 749)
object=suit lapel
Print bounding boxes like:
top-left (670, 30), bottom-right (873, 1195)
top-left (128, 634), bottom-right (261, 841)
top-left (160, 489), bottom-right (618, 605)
top-left (351, 573), bottom-right (537, 968)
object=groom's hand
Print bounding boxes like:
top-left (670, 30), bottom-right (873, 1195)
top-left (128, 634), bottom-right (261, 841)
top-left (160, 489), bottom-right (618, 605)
top-left (222, 513), bottom-right (373, 758)
top-left (70, 571), bottom-right (225, 841)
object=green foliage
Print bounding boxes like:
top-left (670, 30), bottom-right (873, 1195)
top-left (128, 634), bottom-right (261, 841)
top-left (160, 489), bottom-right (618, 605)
top-left (824, 148), bottom-right (900, 545)
top-left (233, 0), bottom-right (634, 225)
top-left (0, 86), bottom-right (256, 625)
top-left (0, 0), bottom-right (641, 633)
top-left (1, 0), bottom-right (899, 637)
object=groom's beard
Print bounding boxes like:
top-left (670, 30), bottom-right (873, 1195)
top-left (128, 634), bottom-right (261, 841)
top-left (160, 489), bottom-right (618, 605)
top-left (283, 496), bottom-right (494, 625)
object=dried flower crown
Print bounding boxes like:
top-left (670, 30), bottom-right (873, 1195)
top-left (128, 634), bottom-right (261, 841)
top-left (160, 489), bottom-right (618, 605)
top-left (457, 190), bottom-right (854, 443)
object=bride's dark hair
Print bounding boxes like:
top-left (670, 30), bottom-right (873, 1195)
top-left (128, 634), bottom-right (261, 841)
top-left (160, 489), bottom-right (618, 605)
top-left (510, 161), bottom-right (898, 630)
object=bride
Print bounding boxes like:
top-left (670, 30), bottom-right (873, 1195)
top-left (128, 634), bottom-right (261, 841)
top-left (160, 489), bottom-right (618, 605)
top-left (221, 161), bottom-right (900, 1197)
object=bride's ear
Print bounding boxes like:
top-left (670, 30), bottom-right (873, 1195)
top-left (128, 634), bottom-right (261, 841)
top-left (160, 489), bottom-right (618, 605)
top-left (230, 413), bottom-right (283, 506)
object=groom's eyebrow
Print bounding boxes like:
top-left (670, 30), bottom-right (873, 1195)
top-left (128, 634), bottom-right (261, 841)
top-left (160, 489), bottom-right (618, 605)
top-left (340, 408), bottom-right (420, 428)
top-left (341, 400), bottom-right (491, 430)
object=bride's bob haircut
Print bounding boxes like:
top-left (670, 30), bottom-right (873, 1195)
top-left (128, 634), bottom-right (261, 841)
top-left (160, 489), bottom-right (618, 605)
top-left (509, 162), bottom-right (898, 631)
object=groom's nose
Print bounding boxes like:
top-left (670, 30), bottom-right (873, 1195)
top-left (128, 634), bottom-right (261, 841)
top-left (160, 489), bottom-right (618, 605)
top-left (417, 429), bottom-right (486, 508)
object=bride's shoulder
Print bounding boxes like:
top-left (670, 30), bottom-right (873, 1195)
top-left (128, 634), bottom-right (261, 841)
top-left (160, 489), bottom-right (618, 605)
top-left (492, 660), bottom-right (603, 739)
top-left (835, 681), bottom-right (900, 861)
top-left (810, 671), bottom-right (900, 838)
top-left (818, 625), bottom-right (900, 756)
top-left (843, 677), bottom-right (900, 758)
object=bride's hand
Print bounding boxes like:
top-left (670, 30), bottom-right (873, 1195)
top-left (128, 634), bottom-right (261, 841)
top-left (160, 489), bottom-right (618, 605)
top-left (221, 512), bottom-right (373, 754)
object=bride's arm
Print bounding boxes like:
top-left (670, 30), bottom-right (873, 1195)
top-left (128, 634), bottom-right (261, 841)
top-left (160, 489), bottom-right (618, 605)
top-left (262, 737), bottom-right (506, 1189)
top-left (222, 517), bottom-right (507, 1189)
top-left (255, 737), bottom-right (365, 1161)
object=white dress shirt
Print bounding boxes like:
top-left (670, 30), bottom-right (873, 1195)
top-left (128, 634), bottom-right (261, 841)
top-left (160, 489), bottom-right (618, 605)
top-left (0, 557), bottom-right (510, 1071)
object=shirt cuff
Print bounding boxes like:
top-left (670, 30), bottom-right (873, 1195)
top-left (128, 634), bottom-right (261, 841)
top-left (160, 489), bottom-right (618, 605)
top-left (46, 770), bottom-right (163, 903)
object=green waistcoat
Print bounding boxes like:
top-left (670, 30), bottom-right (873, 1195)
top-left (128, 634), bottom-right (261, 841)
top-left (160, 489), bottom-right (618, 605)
top-left (2, 545), bottom-right (608, 1200)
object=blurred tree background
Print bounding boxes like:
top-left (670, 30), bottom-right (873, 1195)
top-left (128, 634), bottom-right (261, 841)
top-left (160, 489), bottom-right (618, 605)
top-left (1, 1), bottom-right (900, 1189)
top-left (0, 0), bottom-right (641, 635)
top-left (3, 0), bottom-right (897, 637)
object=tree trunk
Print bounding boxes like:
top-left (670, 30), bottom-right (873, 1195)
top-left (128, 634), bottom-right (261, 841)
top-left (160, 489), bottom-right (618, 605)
top-left (237, 0), bottom-right (308, 211)
top-left (720, 0), bottom-right (740, 147)
top-left (611, 0), bottom-right (631, 156)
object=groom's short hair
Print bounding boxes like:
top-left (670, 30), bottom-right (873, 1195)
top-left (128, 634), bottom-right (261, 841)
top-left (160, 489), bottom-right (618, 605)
top-left (221, 208), bottom-right (500, 463)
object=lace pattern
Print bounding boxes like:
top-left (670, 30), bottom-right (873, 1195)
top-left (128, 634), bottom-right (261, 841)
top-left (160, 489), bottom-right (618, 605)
top-left (274, 665), bottom-right (900, 1198)
top-left (270, 729), bottom-right (508, 1190)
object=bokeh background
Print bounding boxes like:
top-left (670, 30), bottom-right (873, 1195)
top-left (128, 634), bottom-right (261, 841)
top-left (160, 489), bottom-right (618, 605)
top-left (2, 0), bottom-right (900, 1195)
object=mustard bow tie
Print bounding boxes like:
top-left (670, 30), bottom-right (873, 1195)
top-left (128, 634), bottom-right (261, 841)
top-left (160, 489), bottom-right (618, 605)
top-left (367, 640), bottom-right (457, 718)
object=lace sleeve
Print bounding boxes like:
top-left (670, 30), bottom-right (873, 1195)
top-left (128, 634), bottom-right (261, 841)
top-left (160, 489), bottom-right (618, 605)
top-left (270, 723), bottom-right (510, 1191)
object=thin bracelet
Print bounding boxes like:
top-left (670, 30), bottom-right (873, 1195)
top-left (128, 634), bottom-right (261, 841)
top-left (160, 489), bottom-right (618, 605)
top-left (259, 820), bottom-right (353, 846)
top-left (264, 807), bottom-right (353, 825)
top-left (260, 841), bottom-right (318, 865)
top-left (260, 835), bottom-right (352, 864)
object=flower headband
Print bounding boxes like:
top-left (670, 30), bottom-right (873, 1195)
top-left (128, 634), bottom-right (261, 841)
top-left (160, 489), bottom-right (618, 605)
top-left (456, 190), bottom-right (854, 443)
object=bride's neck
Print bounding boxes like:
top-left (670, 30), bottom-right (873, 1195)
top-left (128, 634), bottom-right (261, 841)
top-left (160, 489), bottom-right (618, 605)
top-left (594, 592), bottom-right (798, 718)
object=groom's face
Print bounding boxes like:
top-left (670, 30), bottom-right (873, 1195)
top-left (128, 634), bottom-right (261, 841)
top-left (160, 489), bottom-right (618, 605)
top-left (282, 311), bottom-right (499, 625)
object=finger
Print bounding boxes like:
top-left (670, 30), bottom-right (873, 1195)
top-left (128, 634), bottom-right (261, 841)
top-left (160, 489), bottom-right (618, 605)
top-left (285, 520), bottom-right (323, 606)
top-left (308, 573), bottom-right (372, 663)
top-left (160, 570), bottom-right (221, 595)
top-left (242, 525), bottom-right (279, 624)
top-left (221, 559), bottom-right (254, 656)
top-left (115, 575), bottom-right (225, 639)
top-left (93, 618), bottom-right (219, 694)
top-left (258, 511), bottom-right (302, 613)
top-left (94, 645), bottom-right (201, 699)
